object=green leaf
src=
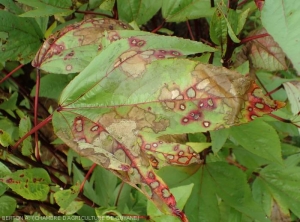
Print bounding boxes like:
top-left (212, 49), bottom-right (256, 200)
top-left (0, 168), bottom-right (51, 200)
top-left (117, 0), bottom-right (162, 25)
top-left (54, 184), bottom-right (84, 215)
top-left (261, 0), bottom-right (300, 75)
top-left (253, 156), bottom-right (300, 218)
top-left (0, 92), bottom-right (18, 110)
top-left (210, 7), bottom-right (228, 53)
top-left (210, 128), bottom-right (229, 153)
top-left (17, 0), bottom-right (74, 17)
top-left (0, 10), bottom-right (43, 63)
top-left (0, 195), bottom-right (17, 217)
top-left (0, 129), bottom-right (13, 147)
top-left (283, 82), bottom-right (300, 116)
top-left (19, 116), bottom-right (33, 156)
top-left (0, 161), bottom-right (10, 196)
top-left (54, 184), bottom-right (80, 209)
top-left (92, 166), bottom-right (118, 207)
top-left (229, 119), bottom-right (282, 164)
top-left (31, 74), bottom-right (76, 100)
top-left (162, 0), bottom-right (215, 22)
top-left (236, 8), bottom-right (250, 35)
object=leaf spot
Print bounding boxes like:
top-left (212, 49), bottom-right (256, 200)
top-left (203, 121), bottom-right (211, 127)
top-left (186, 87), bottom-right (196, 98)
top-left (162, 188), bottom-right (171, 198)
top-left (66, 65), bottom-right (72, 71)
top-left (150, 181), bottom-right (160, 189)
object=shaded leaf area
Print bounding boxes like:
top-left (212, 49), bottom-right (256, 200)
top-left (16, 0), bottom-right (74, 17)
top-left (52, 36), bottom-right (282, 220)
top-left (159, 163), bottom-right (269, 222)
top-left (0, 5), bottom-right (44, 63)
top-left (117, 0), bottom-right (162, 25)
top-left (262, 0), bottom-right (300, 75)
top-left (236, 28), bottom-right (287, 71)
top-left (0, 168), bottom-right (51, 201)
top-left (162, 0), bottom-right (215, 22)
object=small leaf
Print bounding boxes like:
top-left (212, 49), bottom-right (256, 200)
top-left (210, 128), bottom-right (229, 153)
top-left (0, 196), bottom-right (17, 217)
top-left (262, 0), bottom-right (300, 75)
top-left (19, 116), bottom-right (33, 156)
top-left (54, 184), bottom-right (80, 209)
top-left (229, 119), bottom-right (282, 164)
top-left (117, 0), bottom-right (162, 25)
top-left (283, 82), bottom-right (300, 116)
top-left (162, 0), bottom-right (215, 22)
top-left (0, 129), bottom-right (13, 147)
top-left (0, 168), bottom-right (51, 200)
top-left (17, 0), bottom-right (74, 17)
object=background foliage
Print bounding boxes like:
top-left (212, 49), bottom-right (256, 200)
top-left (0, 0), bottom-right (300, 221)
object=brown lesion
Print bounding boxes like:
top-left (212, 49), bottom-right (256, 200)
top-left (192, 63), bottom-right (253, 125)
top-left (128, 107), bottom-right (169, 133)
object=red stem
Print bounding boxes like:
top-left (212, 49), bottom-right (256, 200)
top-left (79, 163), bottom-right (97, 192)
top-left (151, 20), bottom-right (165, 33)
top-left (34, 69), bottom-right (41, 161)
top-left (115, 181), bottom-right (125, 207)
top-left (0, 64), bottom-right (24, 84)
top-left (12, 114), bottom-right (53, 150)
top-left (240, 33), bottom-right (270, 44)
top-left (186, 20), bottom-right (195, 41)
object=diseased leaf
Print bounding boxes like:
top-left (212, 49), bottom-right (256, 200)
top-left (162, 0), bottom-right (215, 22)
top-left (261, 0), bottom-right (300, 75)
top-left (17, 0), bottom-right (74, 17)
top-left (236, 28), bottom-right (287, 71)
top-left (52, 36), bottom-right (283, 220)
top-left (117, 0), bottom-right (162, 25)
top-left (0, 168), bottom-right (51, 201)
top-left (32, 18), bottom-right (133, 74)
top-left (0, 10), bottom-right (43, 63)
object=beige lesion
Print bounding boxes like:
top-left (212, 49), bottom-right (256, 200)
top-left (192, 63), bottom-right (253, 125)
top-left (114, 50), bottom-right (155, 78)
top-left (158, 86), bottom-right (183, 110)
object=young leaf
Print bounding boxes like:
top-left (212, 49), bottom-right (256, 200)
top-left (261, 0), bottom-right (300, 75)
top-left (54, 183), bottom-right (80, 210)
